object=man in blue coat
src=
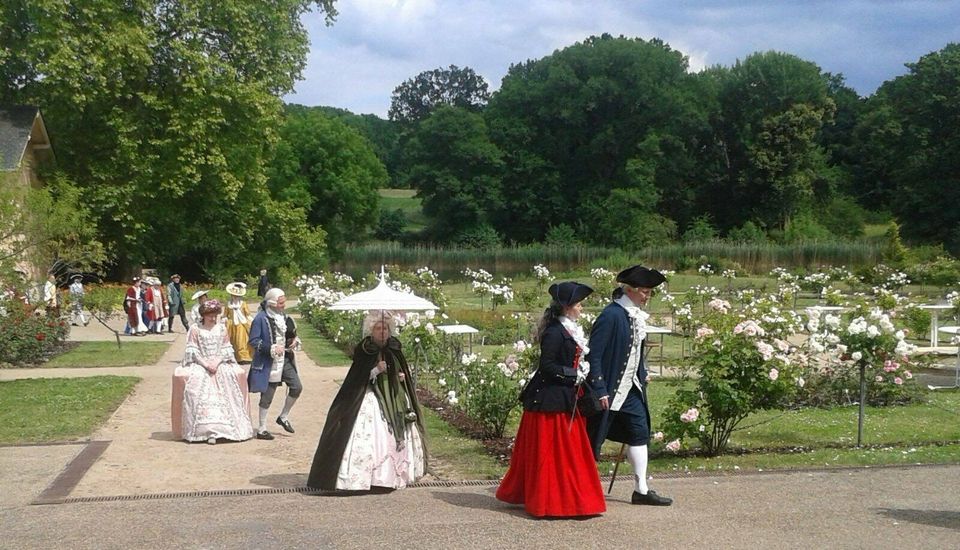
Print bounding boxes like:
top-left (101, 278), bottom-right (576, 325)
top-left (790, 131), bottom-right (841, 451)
top-left (586, 265), bottom-right (672, 506)
top-left (248, 287), bottom-right (302, 440)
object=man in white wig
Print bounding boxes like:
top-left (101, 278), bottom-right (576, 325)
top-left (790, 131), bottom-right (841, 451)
top-left (248, 287), bottom-right (302, 440)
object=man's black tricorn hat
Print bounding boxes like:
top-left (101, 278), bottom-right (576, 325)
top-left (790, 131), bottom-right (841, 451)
top-left (616, 265), bottom-right (666, 288)
top-left (548, 281), bottom-right (594, 306)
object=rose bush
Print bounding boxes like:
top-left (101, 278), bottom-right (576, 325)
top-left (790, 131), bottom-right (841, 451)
top-left (800, 304), bottom-right (924, 407)
top-left (0, 298), bottom-right (70, 365)
top-left (661, 292), bottom-right (807, 456)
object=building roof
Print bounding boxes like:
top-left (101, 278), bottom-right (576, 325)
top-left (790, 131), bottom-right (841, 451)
top-left (0, 105), bottom-right (45, 171)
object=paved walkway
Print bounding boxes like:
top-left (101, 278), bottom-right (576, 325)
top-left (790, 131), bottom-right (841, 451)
top-left (1, 313), bottom-right (351, 496)
top-left (1, 315), bottom-right (958, 548)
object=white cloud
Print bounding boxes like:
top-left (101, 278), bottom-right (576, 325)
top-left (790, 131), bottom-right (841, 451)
top-left (286, 0), bottom-right (960, 116)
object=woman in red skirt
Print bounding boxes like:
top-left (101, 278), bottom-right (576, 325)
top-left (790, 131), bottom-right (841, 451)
top-left (496, 281), bottom-right (606, 517)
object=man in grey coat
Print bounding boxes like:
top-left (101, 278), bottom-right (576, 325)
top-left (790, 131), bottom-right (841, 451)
top-left (166, 274), bottom-right (189, 332)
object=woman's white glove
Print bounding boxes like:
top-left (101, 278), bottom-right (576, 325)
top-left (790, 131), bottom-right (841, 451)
top-left (369, 360), bottom-right (387, 381)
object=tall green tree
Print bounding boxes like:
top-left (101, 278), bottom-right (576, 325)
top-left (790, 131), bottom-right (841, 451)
top-left (0, 0), bottom-right (337, 278)
top-left (400, 106), bottom-right (503, 241)
top-left (852, 43), bottom-right (960, 253)
top-left (314, 105), bottom-right (403, 187)
top-left (388, 65), bottom-right (491, 125)
top-left (267, 107), bottom-right (387, 253)
top-left (485, 34), bottom-right (706, 242)
top-left (708, 51), bottom-right (835, 231)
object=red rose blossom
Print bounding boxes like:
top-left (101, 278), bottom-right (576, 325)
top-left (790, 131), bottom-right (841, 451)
top-left (36, 332), bottom-right (46, 341)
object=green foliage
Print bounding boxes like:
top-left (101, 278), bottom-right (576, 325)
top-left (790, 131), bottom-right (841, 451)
top-left (0, 173), bottom-right (107, 276)
top-left (0, 0), bottom-right (337, 278)
top-left (851, 44), bottom-right (960, 254)
top-left (486, 34), bottom-right (702, 242)
top-left (905, 254), bottom-right (960, 286)
top-left (315, 106), bottom-right (402, 186)
top-left (375, 209), bottom-right (407, 240)
top-left (268, 106), bottom-right (387, 252)
top-left (726, 221), bottom-right (768, 244)
top-left (456, 354), bottom-right (523, 438)
top-left (388, 65), bottom-right (490, 125)
top-left (544, 224), bottom-right (581, 247)
top-left (683, 215), bottom-right (718, 243)
top-left (0, 301), bottom-right (70, 365)
top-left (881, 221), bottom-right (908, 264)
top-left (710, 51), bottom-right (836, 231)
top-left (780, 212), bottom-right (834, 243)
top-left (454, 224), bottom-right (502, 250)
top-left (401, 106), bottom-right (504, 241)
top-left (899, 305), bottom-right (932, 341)
top-left (815, 195), bottom-right (866, 238)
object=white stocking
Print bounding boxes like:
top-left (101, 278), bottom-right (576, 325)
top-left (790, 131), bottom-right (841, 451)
top-left (258, 407), bottom-right (269, 432)
top-left (626, 444), bottom-right (649, 494)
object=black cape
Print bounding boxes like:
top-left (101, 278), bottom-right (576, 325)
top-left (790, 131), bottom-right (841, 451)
top-left (307, 336), bottom-right (427, 490)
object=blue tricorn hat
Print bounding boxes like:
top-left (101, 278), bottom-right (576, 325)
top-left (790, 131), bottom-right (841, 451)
top-left (616, 265), bottom-right (666, 288)
top-left (548, 281), bottom-right (594, 306)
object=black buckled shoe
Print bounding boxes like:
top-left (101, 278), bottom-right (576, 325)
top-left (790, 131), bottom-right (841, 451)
top-left (256, 430), bottom-right (275, 440)
top-left (631, 490), bottom-right (673, 506)
top-left (276, 416), bottom-right (295, 433)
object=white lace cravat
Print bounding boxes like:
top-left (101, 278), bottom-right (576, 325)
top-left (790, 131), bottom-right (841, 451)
top-left (559, 316), bottom-right (590, 383)
top-left (610, 296), bottom-right (650, 410)
top-left (228, 300), bottom-right (248, 325)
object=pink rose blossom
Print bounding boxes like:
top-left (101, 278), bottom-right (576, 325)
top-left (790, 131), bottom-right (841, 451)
top-left (696, 326), bottom-right (715, 340)
top-left (680, 408), bottom-right (700, 423)
top-left (768, 368), bottom-right (779, 381)
top-left (875, 375), bottom-right (884, 382)
top-left (652, 431), bottom-right (664, 442)
top-left (904, 371), bottom-right (913, 379)
top-left (894, 377), bottom-right (903, 385)
top-left (665, 439), bottom-right (681, 452)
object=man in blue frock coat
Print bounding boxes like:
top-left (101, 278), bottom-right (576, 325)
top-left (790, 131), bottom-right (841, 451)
top-left (586, 265), bottom-right (672, 506)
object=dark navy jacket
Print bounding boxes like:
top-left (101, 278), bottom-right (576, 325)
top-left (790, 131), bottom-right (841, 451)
top-left (521, 321), bottom-right (579, 413)
top-left (585, 301), bottom-right (651, 457)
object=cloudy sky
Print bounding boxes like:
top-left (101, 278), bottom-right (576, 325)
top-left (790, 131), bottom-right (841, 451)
top-left (285, 0), bottom-right (960, 117)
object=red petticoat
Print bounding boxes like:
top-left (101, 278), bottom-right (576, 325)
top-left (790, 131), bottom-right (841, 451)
top-left (496, 410), bottom-right (606, 517)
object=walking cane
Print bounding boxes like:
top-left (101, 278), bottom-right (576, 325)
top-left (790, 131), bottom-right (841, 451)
top-left (567, 388), bottom-right (580, 432)
top-left (607, 443), bottom-right (626, 494)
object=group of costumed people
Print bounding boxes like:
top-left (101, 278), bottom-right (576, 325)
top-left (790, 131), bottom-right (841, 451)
top-left (168, 263), bottom-right (671, 513)
top-left (123, 276), bottom-right (172, 335)
top-left (171, 284), bottom-right (428, 493)
top-left (172, 285), bottom-right (302, 444)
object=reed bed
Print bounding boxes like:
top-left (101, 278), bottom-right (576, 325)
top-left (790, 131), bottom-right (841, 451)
top-left (336, 241), bottom-right (882, 279)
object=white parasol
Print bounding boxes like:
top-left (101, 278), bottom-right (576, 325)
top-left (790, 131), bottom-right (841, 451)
top-left (327, 267), bottom-right (438, 312)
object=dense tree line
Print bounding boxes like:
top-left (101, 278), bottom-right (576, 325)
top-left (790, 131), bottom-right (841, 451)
top-left (370, 36), bottom-right (959, 254)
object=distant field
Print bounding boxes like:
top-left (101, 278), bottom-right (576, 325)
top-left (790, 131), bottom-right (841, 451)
top-left (378, 188), bottom-right (428, 232)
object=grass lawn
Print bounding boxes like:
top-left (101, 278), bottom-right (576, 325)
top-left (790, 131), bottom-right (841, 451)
top-left (44, 341), bottom-right (169, 368)
top-left (0, 376), bottom-right (140, 444)
top-left (422, 406), bottom-right (505, 479)
top-left (597, 384), bottom-right (960, 475)
top-left (297, 318), bottom-right (351, 366)
top-left (379, 188), bottom-right (429, 233)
